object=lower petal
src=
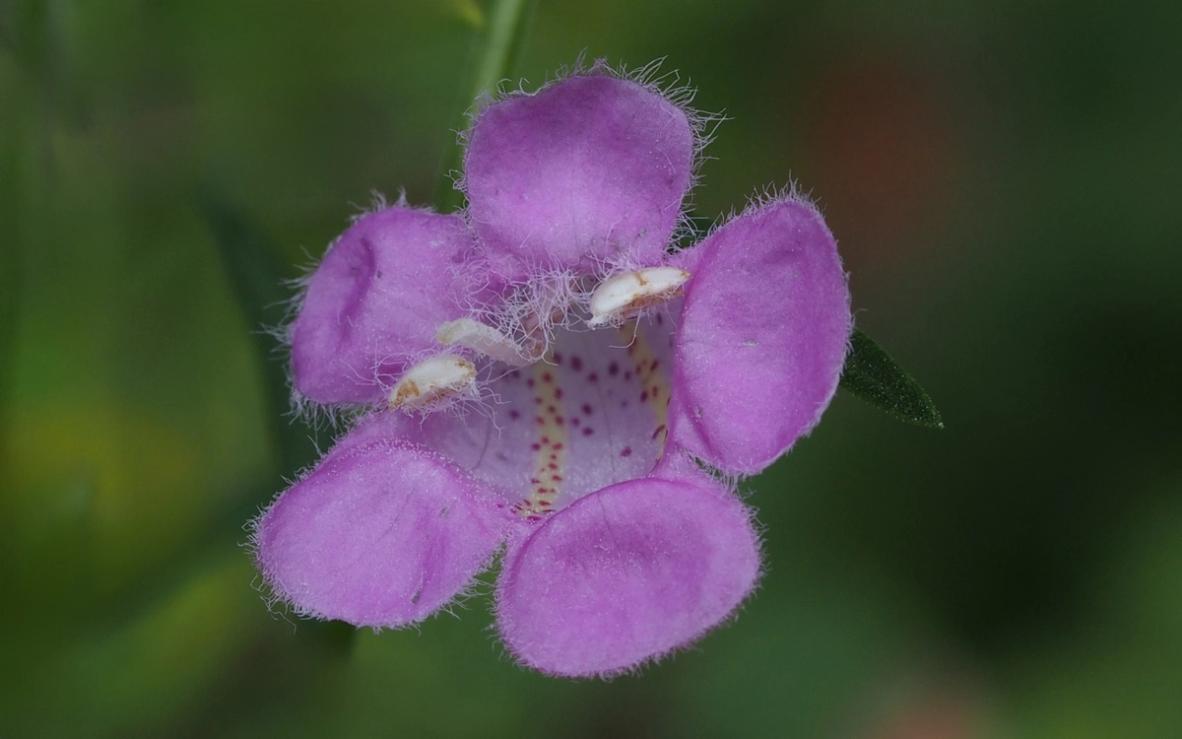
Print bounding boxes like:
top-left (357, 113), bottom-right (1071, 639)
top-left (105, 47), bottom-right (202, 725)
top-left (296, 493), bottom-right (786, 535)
top-left (254, 437), bottom-right (509, 629)
top-left (496, 475), bottom-right (760, 677)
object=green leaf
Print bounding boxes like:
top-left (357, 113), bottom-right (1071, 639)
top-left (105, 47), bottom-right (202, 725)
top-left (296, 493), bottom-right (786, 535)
top-left (197, 189), bottom-right (322, 474)
top-left (0, 186), bottom-right (20, 466)
top-left (840, 329), bottom-right (944, 428)
top-left (198, 191), bottom-right (354, 651)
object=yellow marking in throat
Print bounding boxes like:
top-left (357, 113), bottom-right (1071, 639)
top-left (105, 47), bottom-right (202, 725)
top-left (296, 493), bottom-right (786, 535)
top-left (516, 358), bottom-right (569, 519)
top-left (619, 320), bottom-right (672, 456)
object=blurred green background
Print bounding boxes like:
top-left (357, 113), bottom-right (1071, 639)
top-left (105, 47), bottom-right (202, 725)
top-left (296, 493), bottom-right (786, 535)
top-left (3, 0), bottom-right (1180, 737)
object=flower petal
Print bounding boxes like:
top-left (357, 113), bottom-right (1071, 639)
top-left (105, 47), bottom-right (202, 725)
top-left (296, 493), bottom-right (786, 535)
top-left (291, 206), bottom-right (474, 404)
top-left (254, 435), bottom-right (509, 628)
top-left (463, 72), bottom-right (695, 277)
top-left (496, 475), bottom-right (760, 677)
top-left (673, 197), bottom-right (851, 474)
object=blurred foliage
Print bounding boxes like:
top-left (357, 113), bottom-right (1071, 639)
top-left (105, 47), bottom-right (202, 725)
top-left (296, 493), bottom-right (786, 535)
top-left (2, 0), bottom-right (1180, 737)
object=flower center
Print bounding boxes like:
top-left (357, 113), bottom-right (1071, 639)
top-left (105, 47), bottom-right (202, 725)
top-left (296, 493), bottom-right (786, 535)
top-left (509, 318), bottom-right (674, 517)
top-left (410, 310), bottom-right (677, 519)
top-left (389, 268), bottom-right (687, 518)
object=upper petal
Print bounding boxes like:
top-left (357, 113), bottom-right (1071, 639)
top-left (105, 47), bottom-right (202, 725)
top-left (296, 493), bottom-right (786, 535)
top-left (291, 205), bottom-right (475, 404)
top-left (496, 474), bottom-right (760, 677)
top-left (672, 197), bottom-right (852, 474)
top-left (253, 433), bottom-right (510, 629)
top-left (463, 71), bottom-right (695, 278)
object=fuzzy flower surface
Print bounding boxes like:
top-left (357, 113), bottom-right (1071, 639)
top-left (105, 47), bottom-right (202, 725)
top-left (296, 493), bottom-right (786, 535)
top-left (252, 62), bottom-right (852, 678)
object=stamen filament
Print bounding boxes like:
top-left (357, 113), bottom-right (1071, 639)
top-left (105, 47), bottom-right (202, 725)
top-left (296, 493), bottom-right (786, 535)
top-left (437, 318), bottom-right (534, 366)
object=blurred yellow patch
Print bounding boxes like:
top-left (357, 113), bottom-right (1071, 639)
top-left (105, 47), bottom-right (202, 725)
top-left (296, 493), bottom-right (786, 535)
top-left (445, 0), bottom-right (485, 27)
top-left (4, 402), bottom-right (205, 589)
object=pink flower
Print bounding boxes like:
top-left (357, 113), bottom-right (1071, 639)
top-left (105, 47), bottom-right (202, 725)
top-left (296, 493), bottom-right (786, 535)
top-left (253, 62), bottom-right (852, 678)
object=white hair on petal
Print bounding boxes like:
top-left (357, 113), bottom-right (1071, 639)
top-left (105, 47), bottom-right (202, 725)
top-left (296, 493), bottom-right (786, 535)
top-left (682, 178), bottom-right (824, 254)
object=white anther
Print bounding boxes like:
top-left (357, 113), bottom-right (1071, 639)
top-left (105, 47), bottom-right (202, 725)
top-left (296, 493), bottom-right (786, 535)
top-left (389, 354), bottom-right (477, 410)
top-left (436, 318), bottom-right (533, 367)
top-left (587, 267), bottom-right (691, 327)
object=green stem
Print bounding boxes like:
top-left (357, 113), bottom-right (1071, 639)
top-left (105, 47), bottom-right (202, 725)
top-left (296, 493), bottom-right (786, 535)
top-left (470, 0), bottom-right (535, 101)
top-left (433, 0), bottom-right (537, 211)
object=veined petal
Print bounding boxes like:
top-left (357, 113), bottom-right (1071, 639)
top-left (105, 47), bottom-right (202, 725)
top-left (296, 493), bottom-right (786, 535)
top-left (496, 475), bottom-right (760, 677)
top-left (673, 197), bottom-right (852, 474)
top-left (253, 435), bottom-right (509, 629)
top-left (291, 206), bottom-right (474, 404)
top-left (463, 72), bottom-right (695, 277)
